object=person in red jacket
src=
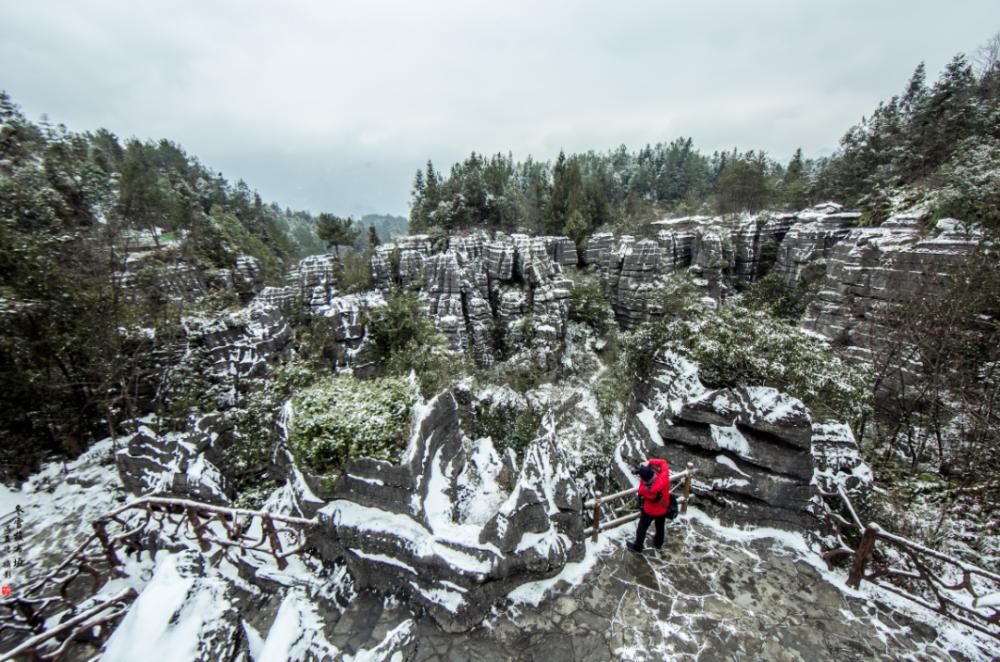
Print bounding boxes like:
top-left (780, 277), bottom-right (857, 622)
top-left (626, 457), bottom-right (670, 553)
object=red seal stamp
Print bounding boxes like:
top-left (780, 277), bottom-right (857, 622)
top-left (1, 585), bottom-right (11, 597)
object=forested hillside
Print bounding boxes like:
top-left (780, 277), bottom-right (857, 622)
top-left (409, 43), bottom-right (1000, 242)
top-left (0, 94), bottom-right (405, 471)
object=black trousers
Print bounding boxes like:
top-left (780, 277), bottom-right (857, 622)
top-left (633, 512), bottom-right (666, 551)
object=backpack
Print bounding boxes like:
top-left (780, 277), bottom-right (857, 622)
top-left (666, 494), bottom-right (679, 520)
top-left (637, 482), bottom-right (677, 520)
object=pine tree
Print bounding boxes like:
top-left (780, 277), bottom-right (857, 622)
top-left (316, 213), bottom-right (359, 257)
top-left (781, 148), bottom-right (809, 210)
top-left (547, 151), bottom-right (584, 234)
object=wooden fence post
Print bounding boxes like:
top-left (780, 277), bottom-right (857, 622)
top-left (591, 493), bottom-right (602, 543)
top-left (186, 507), bottom-right (212, 553)
top-left (262, 514), bottom-right (288, 570)
top-left (681, 463), bottom-right (693, 514)
top-left (92, 520), bottom-right (121, 568)
top-left (847, 523), bottom-right (880, 588)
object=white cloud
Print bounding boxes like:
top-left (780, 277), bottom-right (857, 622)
top-left (2, 0), bottom-right (998, 215)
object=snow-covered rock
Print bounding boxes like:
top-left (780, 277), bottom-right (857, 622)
top-left (102, 552), bottom-right (242, 662)
top-left (624, 352), bottom-right (822, 530)
top-left (315, 393), bottom-right (584, 631)
top-left (116, 425), bottom-right (230, 504)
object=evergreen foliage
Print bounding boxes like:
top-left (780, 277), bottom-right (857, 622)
top-left (288, 374), bottom-right (417, 475)
top-left (567, 280), bottom-right (615, 335)
top-left (622, 304), bottom-right (872, 424)
top-left (407, 141), bottom-right (793, 238)
top-left (316, 213), bottom-right (360, 256)
top-left (812, 38), bottom-right (1000, 223)
top-left (363, 289), bottom-right (467, 396)
top-left (0, 92), bottom-right (301, 469)
top-left (407, 34), bottom-right (1000, 234)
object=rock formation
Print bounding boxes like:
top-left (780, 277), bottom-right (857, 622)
top-left (365, 232), bottom-right (573, 368)
top-left (314, 393), bottom-right (585, 632)
top-left (772, 204), bottom-right (861, 287)
top-left (802, 215), bottom-right (984, 368)
top-left (582, 205), bottom-right (831, 327)
top-left (621, 350), bottom-right (872, 532)
top-left (116, 423), bottom-right (231, 504)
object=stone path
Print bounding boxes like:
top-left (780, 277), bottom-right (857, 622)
top-left (333, 513), bottom-right (992, 661)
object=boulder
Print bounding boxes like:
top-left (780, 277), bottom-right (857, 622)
top-left (624, 352), bottom-right (822, 531)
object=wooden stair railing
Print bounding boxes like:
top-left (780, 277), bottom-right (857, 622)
top-left (0, 497), bottom-right (318, 661)
top-left (821, 485), bottom-right (1000, 640)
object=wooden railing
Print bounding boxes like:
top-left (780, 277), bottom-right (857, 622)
top-left (0, 497), bottom-right (318, 661)
top-left (583, 464), bottom-right (695, 541)
top-left (821, 485), bottom-right (1000, 640)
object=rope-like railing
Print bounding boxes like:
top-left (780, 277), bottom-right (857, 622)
top-left (583, 464), bottom-right (695, 541)
top-left (0, 496), bottom-right (318, 660)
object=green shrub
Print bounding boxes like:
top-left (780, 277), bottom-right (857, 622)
top-left (336, 251), bottom-right (373, 293)
top-left (568, 281), bottom-right (615, 334)
top-left (470, 398), bottom-right (541, 458)
top-left (363, 289), bottom-right (466, 397)
top-left (741, 269), bottom-right (822, 322)
top-left (623, 304), bottom-right (872, 423)
top-left (214, 361), bottom-right (322, 505)
top-left (385, 338), bottom-right (470, 398)
top-left (651, 275), bottom-right (701, 319)
top-left (288, 374), bottom-right (417, 475)
top-left (364, 289), bottom-right (438, 362)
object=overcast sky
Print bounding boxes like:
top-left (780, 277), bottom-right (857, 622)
top-left (2, 1), bottom-right (998, 217)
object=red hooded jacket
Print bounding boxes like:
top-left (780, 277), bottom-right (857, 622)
top-left (637, 458), bottom-right (670, 516)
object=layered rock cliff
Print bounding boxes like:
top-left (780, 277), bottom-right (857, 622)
top-left (801, 215), bottom-right (985, 367)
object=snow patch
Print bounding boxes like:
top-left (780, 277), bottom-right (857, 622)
top-left (102, 554), bottom-right (231, 662)
top-left (710, 424), bottom-right (751, 457)
top-left (258, 587), bottom-right (339, 661)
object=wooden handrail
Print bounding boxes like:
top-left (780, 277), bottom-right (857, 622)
top-left (2, 495), bottom-right (320, 660)
top-left (2, 588), bottom-right (137, 659)
top-left (101, 496), bottom-right (318, 527)
top-left (585, 464), bottom-right (695, 540)
top-left (583, 468), bottom-right (693, 509)
top-left (828, 488), bottom-right (1000, 640)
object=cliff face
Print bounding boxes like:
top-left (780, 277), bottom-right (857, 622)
top-left (369, 233), bottom-right (574, 368)
top-left (770, 204), bottom-right (862, 287)
top-left (801, 216), bottom-right (984, 367)
top-left (582, 205), bottom-right (838, 328)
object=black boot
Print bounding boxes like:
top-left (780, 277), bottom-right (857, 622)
top-left (626, 541), bottom-right (643, 553)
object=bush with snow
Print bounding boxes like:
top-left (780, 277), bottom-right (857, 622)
top-left (567, 280), bottom-right (615, 335)
top-left (625, 304), bottom-right (872, 422)
top-left (288, 374), bottom-right (417, 474)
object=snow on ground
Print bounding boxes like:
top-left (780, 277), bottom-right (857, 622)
top-left (102, 553), bottom-right (232, 662)
top-left (258, 587), bottom-right (340, 661)
top-left (455, 438), bottom-right (508, 527)
top-left (2, 438), bottom-right (128, 586)
top-left (681, 508), bottom-right (997, 660)
top-left (345, 619), bottom-right (416, 662)
top-left (506, 528), bottom-right (619, 607)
